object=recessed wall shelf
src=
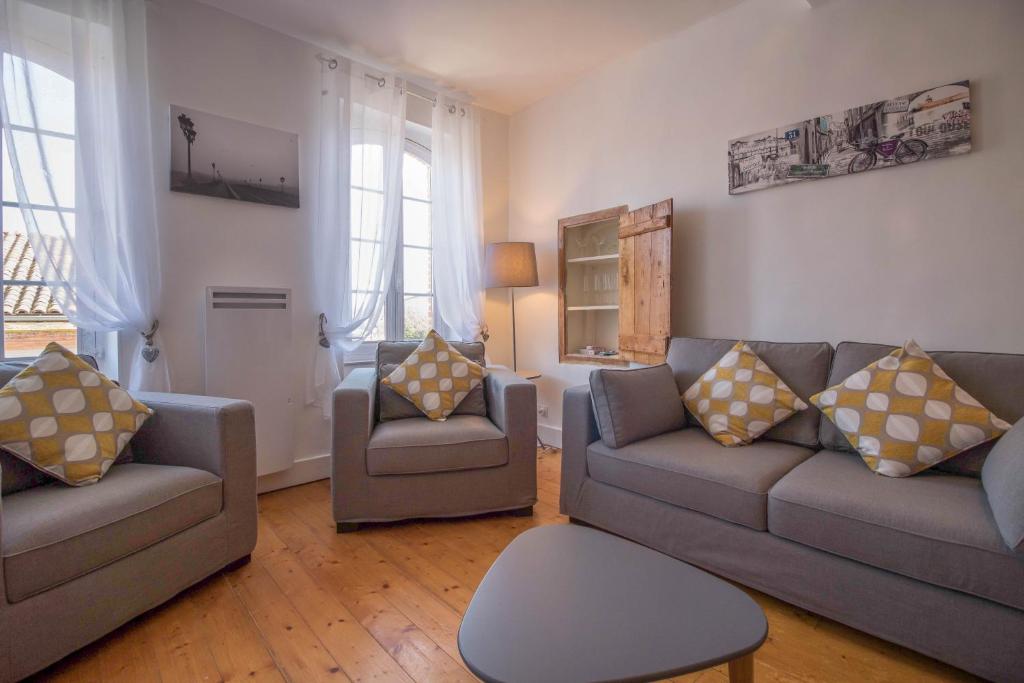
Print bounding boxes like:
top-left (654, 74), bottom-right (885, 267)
top-left (558, 199), bottom-right (674, 366)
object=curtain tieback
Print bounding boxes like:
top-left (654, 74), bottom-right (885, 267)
top-left (141, 320), bottom-right (160, 363)
top-left (317, 313), bottom-right (331, 349)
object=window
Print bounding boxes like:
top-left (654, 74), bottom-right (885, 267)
top-left (394, 146), bottom-right (433, 340)
top-left (1, 54), bottom-right (79, 359)
top-left (349, 137), bottom-right (435, 347)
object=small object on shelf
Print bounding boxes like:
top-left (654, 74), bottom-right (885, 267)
top-left (576, 346), bottom-right (618, 357)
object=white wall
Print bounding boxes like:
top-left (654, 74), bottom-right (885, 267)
top-left (508, 0), bottom-right (1024, 442)
top-left (145, 0), bottom-right (511, 486)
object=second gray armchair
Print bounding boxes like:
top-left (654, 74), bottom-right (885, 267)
top-left (331, 341), bottom-right (537, 531)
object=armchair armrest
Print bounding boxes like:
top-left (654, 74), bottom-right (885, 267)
top-left (560, 384), bottom-right (600, 516)
top-left (131, 392), bottom-right (257, 563)
top-left (331, 368), bottom-right (378, 498)
top-left (982, 416), bottom-right (1024, 553)
top-left (485, 369), bottom-right (537, 507)
top-left (0, 468), bottom-right (6, 608)
top-left (485, 369), bottom-right (536, 446)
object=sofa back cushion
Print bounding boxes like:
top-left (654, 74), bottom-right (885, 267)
top-left (0, 354), bottom-right (107, 495)
top-left (821, 342), bottom-right (1024, 477)
top-left (666, 337), bottom-right (832, 449)
top-left (376, 341), bottom-right (487, 421)
top-left (590, 364), bottom-right (686, 448)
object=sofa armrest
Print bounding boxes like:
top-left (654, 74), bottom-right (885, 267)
top-left (982, 417), bottom-right (1024, 553)
top-left (131, 392), bottom-right (257, 563)
top-left (331, 368), bottom-right (378, 501)
top-left (561, 384), bottom-right (600, 516)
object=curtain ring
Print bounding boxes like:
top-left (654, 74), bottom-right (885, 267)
top-left (448, 104), bottom-right (457, 114)
top-left (317, 313), bottom-right (331, 348)
top-left (460, 107), bottom-right (466, 117)
top-left (376, 76), bottom-right (386, 88)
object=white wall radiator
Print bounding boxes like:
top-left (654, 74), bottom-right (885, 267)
top-left (203, 286), bottom-right (295, 476)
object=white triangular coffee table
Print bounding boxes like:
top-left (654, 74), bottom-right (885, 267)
top-left (459, 525), bottom-right (767, 683)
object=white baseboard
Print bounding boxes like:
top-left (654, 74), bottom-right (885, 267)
top-left (539, 423), bottom-right (562, 449)
top-left (257, 453), bottom-right (330, 494)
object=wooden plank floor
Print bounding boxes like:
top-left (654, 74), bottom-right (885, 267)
top-left (33, 448), bottom-right (978, 683)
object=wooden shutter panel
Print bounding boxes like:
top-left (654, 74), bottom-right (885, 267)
top-left (618, 198), bottom-right (672, 364)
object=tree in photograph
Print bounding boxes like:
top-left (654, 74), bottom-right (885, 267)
top-left (280, 176), bottom-right (286, 193)
top-left (177, 113), bottom-right (197, 182)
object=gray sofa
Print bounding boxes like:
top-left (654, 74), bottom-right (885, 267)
top-left (0, 359), bottom-right (257, 682)
top-left (562, 337), bottom-right (1024, 682)
top-left (332, 341), bottom-right (537, 531)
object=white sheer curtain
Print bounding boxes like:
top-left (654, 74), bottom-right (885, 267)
top-left (0, 0), bottom-right (167, 391)
top-left (431, 97), bottom-right (485, 341)
top-left (309, 62), bottom-right (406, 415)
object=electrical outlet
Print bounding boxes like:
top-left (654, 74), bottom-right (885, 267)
top-left (538, 405), bottom-right (548, 418)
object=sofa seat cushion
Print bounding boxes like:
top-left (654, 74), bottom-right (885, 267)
top-left (586, 428), bottom-right (814, 530)
top-left (367, 415), bottom-right (508, 476)
top-left (769, 450), bottom-right (1024, 610)
top-left (2, 463), bottom-right (222, 602)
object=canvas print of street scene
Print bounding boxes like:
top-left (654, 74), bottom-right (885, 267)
top-left (170, 105), bottom-right (300, 208)
top-left (728, 81), bottom-right (971, 195)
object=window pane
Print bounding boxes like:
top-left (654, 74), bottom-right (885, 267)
top-left (402, 153), bottom-right (430, 201)
top-left (3, 131), bottom-right (75, 208)
top-left (351, 143), bottom-right (384, 191)
top-left (403, 198), bottom-right (430, 247)
top-left (2, 54), bottom-right (75, 135)
top-left (403, 246), bottom-right (431, 295)
top-left (403, 295), bottom-right (433, 340)
top-left (350, 187), bottom-right (384, 242)
top-left (2, 207), bottom-right (75, 274)
top-left (3, 229), bottom-right (75, 358)
top-left (350, 292), bottom-right (386, 342)
top-left (350, 240), bottom-right (384, 292)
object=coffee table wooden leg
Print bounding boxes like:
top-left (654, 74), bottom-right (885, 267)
top-left (728, 652), bottom-right (754, 683)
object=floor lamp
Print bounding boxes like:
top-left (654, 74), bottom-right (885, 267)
top-left (484, 242), bottom-right (538, 372)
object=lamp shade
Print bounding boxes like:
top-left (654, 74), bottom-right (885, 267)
top-left (484, 242), bottom-right (539, 288)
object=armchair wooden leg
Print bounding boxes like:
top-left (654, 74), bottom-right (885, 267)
top-left (510, 506), bottom-right (534, 518)
top-left (337, 521), bottom-right (360, 533)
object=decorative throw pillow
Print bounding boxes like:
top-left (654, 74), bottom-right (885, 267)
top-left (683, 341), bottom-right (808, 446)
top-left (381, 330), bottom-right (486, 421)
top-left (0, 343), bottom-right (153, 486)
top-left (810, 339), bottom-right (1011, 477)
top-left (590, 364), bottom-right (686, 449)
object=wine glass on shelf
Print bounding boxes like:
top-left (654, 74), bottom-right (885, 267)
top-left (573, 230), bottom-right (592, 258)
top-left (603, 270), bottom-right (616, 305)
top-left (581, 264), bottom-right (591, 306)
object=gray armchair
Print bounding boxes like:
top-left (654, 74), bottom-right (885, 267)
top-left (332, 341), bottom-right (537, 531)
top-left (0, 359), bottom-right (257, 682)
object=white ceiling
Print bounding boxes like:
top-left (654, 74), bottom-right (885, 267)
top-left (197, 0), bottom-right (742, 114)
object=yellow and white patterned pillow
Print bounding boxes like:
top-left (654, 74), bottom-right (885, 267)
top-left (0, 343), bottom-right (153, 486)
top-left (683, 341), bottom-right (808, 447)
top-left (811, 339), bottom-right (1011, 477)
top-left (381, 330), bottom-right (486, 421)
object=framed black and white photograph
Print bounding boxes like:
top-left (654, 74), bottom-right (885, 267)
top-left (728, 80), bottom-right (972, 195)
top-left (170, 104), bottom-right (300, 208)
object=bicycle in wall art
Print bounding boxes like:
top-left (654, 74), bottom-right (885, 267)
top-left (727, 80), bottom-right (971, 195)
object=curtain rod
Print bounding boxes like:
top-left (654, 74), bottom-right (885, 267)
top-left (316, 53), bottom-right (464, 112)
